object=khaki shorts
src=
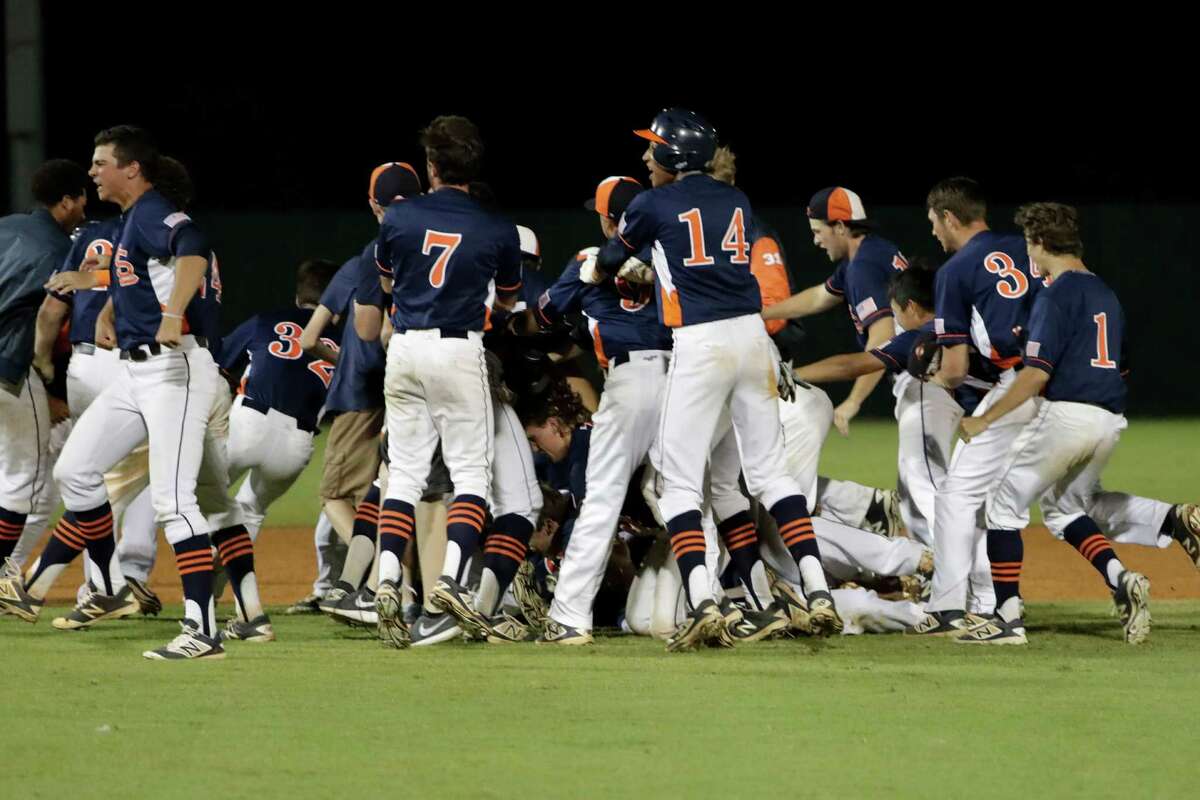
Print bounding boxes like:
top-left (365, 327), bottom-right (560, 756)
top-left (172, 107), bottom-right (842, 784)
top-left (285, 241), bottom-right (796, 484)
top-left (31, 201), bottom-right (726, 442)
top-left (319, 407), bottom-right (384, 507)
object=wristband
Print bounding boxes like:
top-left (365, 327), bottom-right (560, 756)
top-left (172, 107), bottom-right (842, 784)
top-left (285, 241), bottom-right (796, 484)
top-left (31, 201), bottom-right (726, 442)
top-left (162, 312), bottom-right (184, 320)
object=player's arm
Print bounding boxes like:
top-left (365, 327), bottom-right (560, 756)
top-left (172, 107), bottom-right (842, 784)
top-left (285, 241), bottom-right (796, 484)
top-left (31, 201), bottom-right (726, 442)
top-left (750, 236), bottom-right (792, 334)
top-left (95, 297), bottom-right (117, 350)
top-left (761, 283), bottom-right (841, 321)
top-left (931, 344), bottom-right (969, 388)
top-left (300, 305), bottom-right (340, 364)
top-left (795, 352), bottom-right (885, 384)
top-left (960, 368), bottom-right (1048, 441)
top-left (155, 255), bottom-right (208, 346)
top-left (33, 293), bottom-right (71, 382)
top-left (830, 317), bottom-right (893, 435)
top-left (353, 301), bottom-right (383, 342)
top-left (930, 265), bottom-right (972, 389)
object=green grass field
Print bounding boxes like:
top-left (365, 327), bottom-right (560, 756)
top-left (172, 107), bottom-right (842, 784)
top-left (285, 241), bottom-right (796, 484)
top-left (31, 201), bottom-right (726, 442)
top-left (4, 419), bottom-right (1199, 798)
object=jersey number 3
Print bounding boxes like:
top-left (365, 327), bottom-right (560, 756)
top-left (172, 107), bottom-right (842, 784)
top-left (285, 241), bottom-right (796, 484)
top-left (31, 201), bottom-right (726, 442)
top-left (423, 230), bottom-right (463, 289)
top-left (678, 208), bottom-right (749, 267)
top-left (269, 322), bottom-right (338, 387)
top-left (984, 251), bottom-right (1028, 298)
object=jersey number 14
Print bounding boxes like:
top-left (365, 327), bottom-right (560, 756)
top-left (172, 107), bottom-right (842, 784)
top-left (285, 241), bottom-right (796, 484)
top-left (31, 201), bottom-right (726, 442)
top-left (677, 208), bottom-right (749, 267)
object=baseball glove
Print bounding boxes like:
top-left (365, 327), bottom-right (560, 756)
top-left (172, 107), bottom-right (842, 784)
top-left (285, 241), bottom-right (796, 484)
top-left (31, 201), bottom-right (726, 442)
top-left (616, 255), bottom-right (654, 284)
top-left (907, 330), bottom-right (943, 380)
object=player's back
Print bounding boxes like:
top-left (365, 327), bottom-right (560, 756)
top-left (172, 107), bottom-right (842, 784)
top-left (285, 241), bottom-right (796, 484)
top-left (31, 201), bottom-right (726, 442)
top-left (379, 189), bottom-right (521, 332)
top-left (1027, 270), bottom-right (1126, 414)
top-left (322, 247), bottom-right (384, 413)
top-left (934, 230), bottom-right (1040, 369)
top-left (50, 219), bottom-right (121, 345)
top-left (624, 174), bottom-right (761, 327)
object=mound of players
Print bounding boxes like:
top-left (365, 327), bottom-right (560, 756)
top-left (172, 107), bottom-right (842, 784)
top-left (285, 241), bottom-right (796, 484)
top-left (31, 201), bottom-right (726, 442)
top-left (2, 111), bottom-right (1197, 659)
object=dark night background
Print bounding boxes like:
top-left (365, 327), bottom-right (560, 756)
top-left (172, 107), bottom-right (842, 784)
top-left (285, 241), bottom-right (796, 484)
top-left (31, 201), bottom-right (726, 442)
top-left (6, 13), bottom-right (1198, 414)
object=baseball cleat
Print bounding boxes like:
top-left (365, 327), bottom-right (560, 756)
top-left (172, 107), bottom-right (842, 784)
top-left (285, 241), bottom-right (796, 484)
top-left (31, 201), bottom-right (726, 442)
top-left (410, 610), bottom-right (463, 647)
top-left (905, 610), bottom-right (969, 637)
top-left (729, 603), bottom-right (789, 643)
top-left (52, 586), bottom-right (140, 630)
top-left (375, 581), bottom-right (411, 649)
top-left (770, 579), bottom-right (812, 634)
top-left (0, 572), bottom-right (42, 623)
top-left (222, 614), bottom-right (276, 642)
top-left (284, 591), bottom-right (324, 615)
top-left (805, 590), bottom-right (844, 637)
top-left (487, 612), bottom-right (537, 643)
top-left (326, 586), bottom-right (377, 627)
top-left (718, 596), bottom-right (746, 627)
top-left (143, 620), bottom-right (225, 661)
top-left (666, 599), bottom-right (725, 653)
top-left (537, 619), bottom-right (594, 646)
top-left (956, 615), bottom-right (1028, 645)
top-left (1172, 504), bottom-right (1200, 569)
top-left (512, 560), bottom-right (549, 631)
top-left (318, 586), bottom-right (350, 617)
top-left (125, 577), bottom-right (162, 616)
top-left (1113, 571), bottom-right (1151, 645)
top-left (431, 575), bottom-right (491, 640)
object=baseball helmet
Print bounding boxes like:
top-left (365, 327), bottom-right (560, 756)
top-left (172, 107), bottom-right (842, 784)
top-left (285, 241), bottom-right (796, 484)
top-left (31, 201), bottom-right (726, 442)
top-left (634, 108), bottom-right (718, 174)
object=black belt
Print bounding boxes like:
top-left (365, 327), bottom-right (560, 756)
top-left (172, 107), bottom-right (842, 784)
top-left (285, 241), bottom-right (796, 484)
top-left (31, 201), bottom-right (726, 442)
top-left (120, 336), bottom-right (208, 361)
top-left (240, 396), bottom-right (318, 434)
top-left (396, 328), bottom-right (469, 339)
top-left (610, 350), bottom-right (668, 369)
top-left (72, 342), bottom-right (97, 355)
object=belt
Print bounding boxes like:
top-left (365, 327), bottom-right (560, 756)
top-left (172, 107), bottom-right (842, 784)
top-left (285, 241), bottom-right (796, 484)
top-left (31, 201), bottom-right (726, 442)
top-left (609, 349), bottom-right (670, 370)
top-left (240, 396), bottom-right (318, 434)
top-left (396, 328), bottom-right (469, 339)
top-left (120, 335), bottom-right (208, 361)
top-left (72, 343), bottom-right (97, 355)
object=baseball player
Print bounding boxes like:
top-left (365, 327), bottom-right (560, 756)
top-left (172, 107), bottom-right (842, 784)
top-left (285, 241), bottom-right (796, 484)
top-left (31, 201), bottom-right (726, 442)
top-left (594, 108), bottom-right (841, 650)
top-left (0, 160), bottom-right (87, 570)
top-left (956, 203), bottom-right (1149, 645)
top-left (371, 115), bottom-right (523, 648)
top-left (0, 127), bottom-right (227, 659)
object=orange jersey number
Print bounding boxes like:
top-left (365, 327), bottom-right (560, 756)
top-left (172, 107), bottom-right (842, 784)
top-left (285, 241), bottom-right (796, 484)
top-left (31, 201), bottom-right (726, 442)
top-left (423, 230), bottom-right (463, 289)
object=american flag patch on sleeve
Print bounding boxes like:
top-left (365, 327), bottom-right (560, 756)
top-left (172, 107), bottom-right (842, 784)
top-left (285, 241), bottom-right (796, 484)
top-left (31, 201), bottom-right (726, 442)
top-left (164, 212), bottom-right (191, 229)
top-left (935, 318), bottom-right (945, 335)
top-left (1027, 341), bottom-right (1041, 358)
top-left (855, 297), bottom-right (879, 319)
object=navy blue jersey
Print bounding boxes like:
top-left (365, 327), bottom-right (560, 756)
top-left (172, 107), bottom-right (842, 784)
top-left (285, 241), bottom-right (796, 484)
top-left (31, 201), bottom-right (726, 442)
top-left (826, 235), bottom-right (908, 349)
top-left (355, 247), bottom-right (387, 309)
top-left (870, 325), bottom-right (925, 375)
top-left (543, 423), bottom-right (591, 547)
top-left (376, 189), bottom-right (522, 332)
top-left (536, 250), bottom-right (672, 368)
top-left (110, 189), bottom-right (216, 349)
top-left (322, 247), bottom-right (385, 412)
top-left (872, 320), bottom-right (1002, 407)
top-left (1024, 271), bottom-right (1127, 414)
top-left (220, 307), bottom-right (339, 430)
top-left (49, 220), bottom-right (121, 345)
top-left (934, 231), bottom-right (1041, 370)
top-left (599, 174), bottom-right (762, 327)
top-left (518, 267), bottom-right (550, 313)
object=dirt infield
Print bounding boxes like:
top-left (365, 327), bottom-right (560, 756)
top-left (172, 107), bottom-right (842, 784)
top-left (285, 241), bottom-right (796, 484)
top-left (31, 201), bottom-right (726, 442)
top-left (42, 525), bottom-right (1200, 606)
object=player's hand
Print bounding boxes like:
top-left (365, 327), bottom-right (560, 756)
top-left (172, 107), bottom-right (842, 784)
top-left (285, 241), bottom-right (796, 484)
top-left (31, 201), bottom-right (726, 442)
top-left (833, 398), bottom-right (861, 436)
top-left (959, 416), bottom-right (990, 442)
top-left (95, 316), bottom-right (118, 350)
top-left (155, 315), bottom-right (183, 347)
top-left (577, 247), bottom-right (605, 285)
top-left (45, 270), bottom-right (97, 294)
top-left (32, 356), bottom-right (54, 385)
top-left (48, 396), bottom-right (70, 425)
top-left (616, 255), bottom-right (654, 284)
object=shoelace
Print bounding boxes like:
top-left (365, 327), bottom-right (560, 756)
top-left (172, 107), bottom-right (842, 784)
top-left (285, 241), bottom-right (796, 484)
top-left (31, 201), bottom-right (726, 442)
top-left (2, 556), bottom-right (22, 579)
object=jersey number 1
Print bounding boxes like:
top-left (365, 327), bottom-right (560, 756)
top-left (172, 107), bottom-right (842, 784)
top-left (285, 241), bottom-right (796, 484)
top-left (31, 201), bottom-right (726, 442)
top-left (423, 231), bottom-right (463, 289)
top-left (677, 208), bottom-right (749, 267)
top-left (1091, 312), bottom-right (1117, 369)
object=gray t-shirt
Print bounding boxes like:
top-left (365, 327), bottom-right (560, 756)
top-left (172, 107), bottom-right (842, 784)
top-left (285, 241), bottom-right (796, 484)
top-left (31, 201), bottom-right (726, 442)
top-left (0, 208), bottom-right (71, 384)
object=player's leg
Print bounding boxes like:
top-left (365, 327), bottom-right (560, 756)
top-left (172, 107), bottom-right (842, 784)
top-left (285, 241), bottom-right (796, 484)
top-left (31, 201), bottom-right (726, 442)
top-left (832, 586), bottom-right (926, 635)
top-left (1078, 489), bottom-right (1200, 569)
top-left (895, 380), bottom-right (962, 548)
top-left (319, 409), bottom-right (384, 544)
top-left (10, 415), bottom-right (70, 573)
top-left (0, 373), bottom-right (52, 564)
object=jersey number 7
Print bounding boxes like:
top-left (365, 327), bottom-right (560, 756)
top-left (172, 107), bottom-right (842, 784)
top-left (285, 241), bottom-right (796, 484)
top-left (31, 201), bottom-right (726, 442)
top-left (424, 230), bottom-right (463, 289)
top-left (678, 208), bottom-right (749, 267)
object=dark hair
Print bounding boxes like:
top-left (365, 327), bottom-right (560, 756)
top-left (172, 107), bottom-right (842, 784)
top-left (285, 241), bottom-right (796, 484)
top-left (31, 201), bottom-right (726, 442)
top-left (888, 262), bottom-right (935, 310)
top-left (517, 378), bottom-right (590, 429)
top-left (1015, 202), bottom-right (1084, 257)
top-left (94, 125), bottom-right (160, 182)
top-left (468, 180), bottom-right (496, 209)
top-left (926, 176), bottom-right (987, 225)
top-left (296, 258), bottom-right (340, 305)
top-left (154, 156), bottom-right (194, 210)
top-left (420, 116), bottom-right (484, 185)
top-left (31, 159), bottom-right (88, 206)
top-left (536, 483), bottom-right (571, 530)
top-left (837, 220), bottom-right (871, 239)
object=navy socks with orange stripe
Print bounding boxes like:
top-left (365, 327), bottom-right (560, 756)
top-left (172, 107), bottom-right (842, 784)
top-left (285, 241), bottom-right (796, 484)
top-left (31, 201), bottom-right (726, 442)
top-left (1063, 517), bottom-right (1125, 590)
top-left (212, 525), bottom-right (264, 621)
top-left (716, 510), bottom-right (772, 611)
top-left (378, 498), bottom-right (415, 585)
top-left (337, 486), bottom-right (381, 592)
top-left (25, 503), bottom-right (115, 600)
top-left (769, 496), bottom-right (829, 596)
top-left (986, 529), bottom-right (1024, 622)
top-left (174, 534), bottom-right (216, 637)
top-left (0, 505), bottom-right (24, 560)
top-left (478, 513), bottom-right (534, 616)
top-left (444, 495), bottom-right (488, 584)
top-left (667, 510), bottom-right (713, 608)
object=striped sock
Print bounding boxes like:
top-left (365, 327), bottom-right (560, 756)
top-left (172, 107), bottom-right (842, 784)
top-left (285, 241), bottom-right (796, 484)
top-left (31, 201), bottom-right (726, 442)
top-left (212, 525), bottom-right (263, 621)
top-left (1063, 517), bottom-right (1124, 590)
top-left (24, 511), bottom-right (94, 600)
top-left (444, 495), bottom-right (487, 583)
top-left (987, 528), bottom-right (1023, 621)
top-left (717, 511), bottom-right (771, 611)
top-left (0, 506), bottom-right (25, 561)
top-left (667, 510), bottom-right (711, 608)
top-left (340, 486), bottom-right (381, 590)
top-left (75, 503), bottom-right (119, 595)
top-left (378, 499), bottom-right (415, 585)
top-left (174, 535), bottom-right (216, 637)
top-left (770, 495), bottom-right (828, 594)
top-left (479, 514), bottom-right (534, 616)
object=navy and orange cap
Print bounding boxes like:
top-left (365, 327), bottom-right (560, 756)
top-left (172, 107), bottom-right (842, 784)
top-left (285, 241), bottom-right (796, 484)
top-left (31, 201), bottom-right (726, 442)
top-left (369, 162), bottom-right (422, 207)
top-left (807, 186), bottom-right (870, 225)
top-left (584, 176), bottom-right (643, 221)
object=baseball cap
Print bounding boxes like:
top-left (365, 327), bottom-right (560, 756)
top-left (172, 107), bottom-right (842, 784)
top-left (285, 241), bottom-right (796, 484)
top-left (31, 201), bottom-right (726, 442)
top-left (807, 186), bottom-right (870, 225)
top-left (369, 162), bottom-right (422, 206)
top-left (516, 225), bottom-right (540, 260)
top-left (584, 176), bottom-right (643, 220)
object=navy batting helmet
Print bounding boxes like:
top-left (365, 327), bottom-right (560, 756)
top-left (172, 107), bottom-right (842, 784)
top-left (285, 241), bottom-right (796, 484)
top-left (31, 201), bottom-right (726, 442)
top-left (634, 108), bottom-right (718, 174)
